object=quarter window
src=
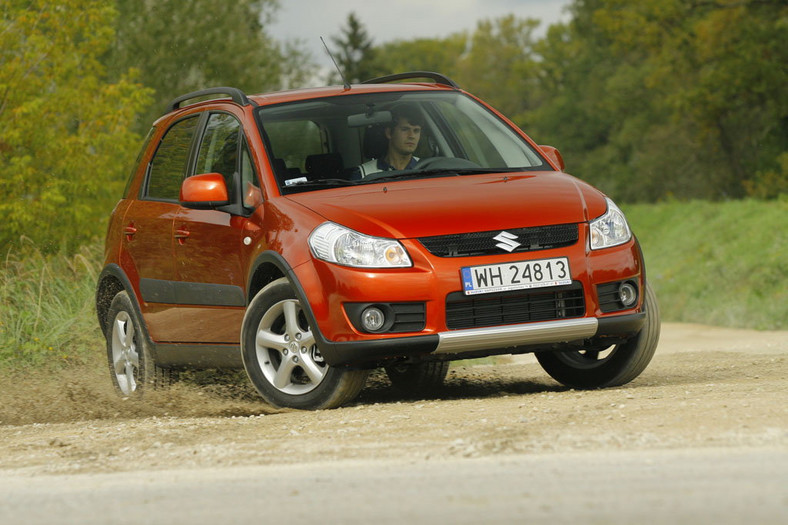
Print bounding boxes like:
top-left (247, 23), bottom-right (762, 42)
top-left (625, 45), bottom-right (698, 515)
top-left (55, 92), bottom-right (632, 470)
top-left (195, 113), bottom-right (241, 193)
top-left (146, 116), bottom-right (199, 200)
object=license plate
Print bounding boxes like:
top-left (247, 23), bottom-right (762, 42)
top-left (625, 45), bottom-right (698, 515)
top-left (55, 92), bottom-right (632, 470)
top-left (461, 257), bottom-right (571, 295)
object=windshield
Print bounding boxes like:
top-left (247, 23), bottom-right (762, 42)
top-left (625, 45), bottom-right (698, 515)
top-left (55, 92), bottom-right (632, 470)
top-left (256, 91), bottom-right (550, 194)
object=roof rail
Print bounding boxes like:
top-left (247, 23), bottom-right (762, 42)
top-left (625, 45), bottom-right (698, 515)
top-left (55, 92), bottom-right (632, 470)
top-left (166, 87), bottom-right (256, 112)
top-left (361, 71), bottom-right (460, 89)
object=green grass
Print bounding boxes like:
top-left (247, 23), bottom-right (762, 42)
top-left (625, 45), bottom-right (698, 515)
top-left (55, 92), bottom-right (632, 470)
top-left (0, 199), bottom-right (785, 371)
top-left (0, 241), bottom-right (103, 368)
top-left (623, 199), bottom-right (787, 330)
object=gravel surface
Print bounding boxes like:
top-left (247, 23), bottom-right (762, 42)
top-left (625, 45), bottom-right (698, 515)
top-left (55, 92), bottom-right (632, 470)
top-left (0, 323), bottom-right (786, 523)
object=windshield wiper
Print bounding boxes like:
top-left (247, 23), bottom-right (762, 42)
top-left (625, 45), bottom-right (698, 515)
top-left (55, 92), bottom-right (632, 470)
top-left (363, 167), bottom-right (523, 183)
top-left (282, 178), bottom-right (359, 193)
top-left (286, 178), bottom-right (358, 187)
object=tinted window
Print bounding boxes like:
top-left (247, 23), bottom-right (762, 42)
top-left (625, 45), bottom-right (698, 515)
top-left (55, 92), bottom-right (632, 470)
top-left (147, 116), bottom-right (199, 200)
top-left (195, 113), bottom-right (241, 192)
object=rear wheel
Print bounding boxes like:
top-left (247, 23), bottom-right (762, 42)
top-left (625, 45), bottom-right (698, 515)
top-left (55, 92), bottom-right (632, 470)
top-left (241, 278), bottom-right (368, 410)
top-left (105, 291), bottom-right (172, 397)
top-left (384, 361), bottom-right (449, 394)
top-left (536, 283), bottom-right (660, 389)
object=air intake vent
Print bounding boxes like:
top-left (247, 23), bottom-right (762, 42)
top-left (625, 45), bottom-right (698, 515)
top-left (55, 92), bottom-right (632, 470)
top-left (446, 282), bottom-right (585, 330)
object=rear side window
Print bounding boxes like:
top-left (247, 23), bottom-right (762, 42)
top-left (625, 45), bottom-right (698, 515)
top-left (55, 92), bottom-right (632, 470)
top-left (146, 116), bottom-right (199, 200)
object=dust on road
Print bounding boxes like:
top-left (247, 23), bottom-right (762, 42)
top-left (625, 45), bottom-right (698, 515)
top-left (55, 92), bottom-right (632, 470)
top-left (0, 323), bottom-right (785, 475)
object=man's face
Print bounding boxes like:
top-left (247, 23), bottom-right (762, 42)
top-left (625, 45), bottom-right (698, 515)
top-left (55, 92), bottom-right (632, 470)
top-left (386, 118), bottom-right (421, 156)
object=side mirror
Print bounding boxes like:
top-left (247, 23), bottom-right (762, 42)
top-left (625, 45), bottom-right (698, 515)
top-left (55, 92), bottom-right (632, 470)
top-left (180, 173), bottom-right (230, 208)
top-left (244, 181), bottom-right (263, 209)
top-left (539, 145), bottom-right (566, 172)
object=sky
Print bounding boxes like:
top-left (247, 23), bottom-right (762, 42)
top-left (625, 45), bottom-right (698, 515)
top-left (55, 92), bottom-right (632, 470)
top-left (269, 0), bottom-right (573, 68)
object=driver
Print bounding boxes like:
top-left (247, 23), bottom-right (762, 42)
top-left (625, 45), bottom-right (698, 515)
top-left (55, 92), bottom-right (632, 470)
top-left (358, 105), bottom-right (423, 178)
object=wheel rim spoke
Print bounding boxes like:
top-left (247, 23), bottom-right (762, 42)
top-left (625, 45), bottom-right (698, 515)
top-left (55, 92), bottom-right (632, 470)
top-left (282, 300), bottom-right (299, 336)
top-left (115, 318), bottom-right (129, 348)
top-left (584, 350), bottom-right (600, 361)
top-left (300, 330), bottom-right (315, 348)
top-left (273, 358), bottom-right (297, 389)
top-left (113, 354), bottom-right (126, 375)
top-left (256, 328), bottom-right (286, 350)
top-left (299, 353), bottom-right (326, 384)
top-left (125, 362), bottom-right (136, 392)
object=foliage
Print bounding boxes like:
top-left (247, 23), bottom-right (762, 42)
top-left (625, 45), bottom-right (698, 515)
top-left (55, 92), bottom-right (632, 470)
top-left (454, 16), bottom-right (542, 123)
top-left (526, 0), bottom-right (788, 201)
top-left (0, 0), bottom-right (153, 253)
top-left (371, 15), bottom-right (544, 120)
top-left (0, 241), bottom-right (103, 367)
top-left (106, 0), bottom-right (305, 131)
top-left (328, 12), bottom-right (379, 84)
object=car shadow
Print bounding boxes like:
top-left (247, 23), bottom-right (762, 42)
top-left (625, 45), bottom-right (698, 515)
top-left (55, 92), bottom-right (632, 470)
top-left (353, 368), bottom-right (567, 406)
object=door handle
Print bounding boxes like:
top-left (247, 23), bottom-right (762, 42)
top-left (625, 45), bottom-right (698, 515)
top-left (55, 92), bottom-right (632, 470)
top-left (124, 225), bottom-right (137, 241)
top-left (174, 228), bottom-right (190, 245)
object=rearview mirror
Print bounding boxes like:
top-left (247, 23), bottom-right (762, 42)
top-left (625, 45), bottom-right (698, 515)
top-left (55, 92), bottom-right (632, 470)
top-left (539, 145), bottom-right (566, 171)
top-left (348, 110), bottom-right (392, 128)
top-left (180, 173), bottom-right (230, 208)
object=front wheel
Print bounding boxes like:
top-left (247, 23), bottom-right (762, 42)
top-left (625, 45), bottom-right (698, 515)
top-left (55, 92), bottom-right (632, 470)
top-left (241, 278), bottom-right (368, 410)
top-left (536, 283), bottom-right (660, 389)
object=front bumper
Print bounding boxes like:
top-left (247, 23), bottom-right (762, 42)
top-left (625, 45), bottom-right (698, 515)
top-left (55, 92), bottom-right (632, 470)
top-left (314, 312), bottom-right (645, 367)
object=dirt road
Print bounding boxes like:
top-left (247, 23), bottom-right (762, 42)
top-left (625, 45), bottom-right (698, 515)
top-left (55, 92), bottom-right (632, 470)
top-left (0, 323), bottom-right (786, 524)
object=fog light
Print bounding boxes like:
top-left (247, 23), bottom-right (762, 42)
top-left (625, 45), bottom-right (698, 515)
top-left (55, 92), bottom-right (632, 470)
top-left (618, 282), bottom-right (638, 308)
top-left (361, 306), bottom-right (386, 332)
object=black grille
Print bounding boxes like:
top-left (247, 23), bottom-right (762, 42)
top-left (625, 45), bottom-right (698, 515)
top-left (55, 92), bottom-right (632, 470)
top-left (418, 224), bottom-right (579, 257)
top-left (389, 303), bottom-right (427, 332)
top-left (446, 282), bottom-right (585, 330)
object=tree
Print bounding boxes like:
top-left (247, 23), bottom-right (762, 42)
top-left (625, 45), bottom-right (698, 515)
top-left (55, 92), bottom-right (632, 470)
top-left (106, 0), bottom-right (311, 131)
top-left (455, 16), bottom-right (542, 122)
top-left (525, 0), bottom-right (787, 201)
top-left (0, 0), bottom-right (152, 253)
top-left (329, 13), bottom-right (378, 84)
top-left (372, 34), bottom-right (467, 79)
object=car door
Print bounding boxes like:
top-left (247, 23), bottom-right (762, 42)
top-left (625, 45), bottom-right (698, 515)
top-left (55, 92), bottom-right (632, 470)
top-left (172, 112), bottom-right (255, 343)
top-left (122, 115), bottom-right (201, 342)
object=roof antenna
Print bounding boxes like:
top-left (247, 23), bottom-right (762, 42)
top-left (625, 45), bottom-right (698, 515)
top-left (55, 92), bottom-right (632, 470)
top-left (321, 36), bottom-right (351, 90)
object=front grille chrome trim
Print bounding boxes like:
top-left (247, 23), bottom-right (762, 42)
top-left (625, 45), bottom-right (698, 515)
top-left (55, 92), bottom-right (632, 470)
top-left (434, 318), bottom-right (598, 354)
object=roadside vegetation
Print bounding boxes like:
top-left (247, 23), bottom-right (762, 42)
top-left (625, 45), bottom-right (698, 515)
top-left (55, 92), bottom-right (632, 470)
top-left (624, 199), bottom-right (787, 331)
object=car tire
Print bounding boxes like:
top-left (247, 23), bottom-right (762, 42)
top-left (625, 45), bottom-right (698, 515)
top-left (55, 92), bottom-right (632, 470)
top-left (384, 361), bottom-right (449, 394)
top-left (535, 283), bottom-right (661, 389)
top-left (106, 291), bottom-right (173, 397)
top-left (241, 278), bottom-right (368, 410)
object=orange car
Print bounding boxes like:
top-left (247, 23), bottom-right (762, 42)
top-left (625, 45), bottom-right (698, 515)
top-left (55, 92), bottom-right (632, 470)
top-left (96, 72), bottom-right (660, 409)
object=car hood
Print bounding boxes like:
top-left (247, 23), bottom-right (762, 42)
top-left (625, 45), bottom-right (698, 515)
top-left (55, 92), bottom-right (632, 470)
top-left (285, 172), bottom-right (608, 239)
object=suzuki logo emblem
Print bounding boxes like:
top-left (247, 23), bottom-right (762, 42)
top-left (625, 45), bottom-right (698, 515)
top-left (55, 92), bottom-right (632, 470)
top-left (493, 231), bottom-right (521, 252)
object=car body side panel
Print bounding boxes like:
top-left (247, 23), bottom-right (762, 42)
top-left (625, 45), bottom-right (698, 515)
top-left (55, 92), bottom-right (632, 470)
top-left (172, 208), bottom-right (248, 343)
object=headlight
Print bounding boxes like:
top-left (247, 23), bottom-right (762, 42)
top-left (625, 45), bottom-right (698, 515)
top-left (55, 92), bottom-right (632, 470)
top-left (308, 222), bottom-right (412, 268)
top-left (589, 198), bottom-right (632, 250)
